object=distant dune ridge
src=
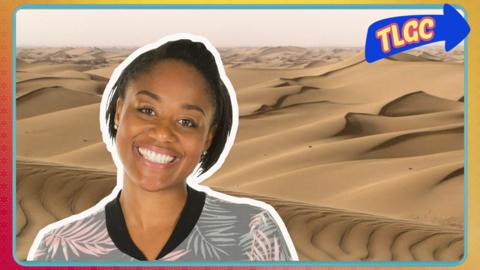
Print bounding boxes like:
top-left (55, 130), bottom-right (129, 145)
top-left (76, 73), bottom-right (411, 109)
top-left (16, 46), bottom-right (464, 261)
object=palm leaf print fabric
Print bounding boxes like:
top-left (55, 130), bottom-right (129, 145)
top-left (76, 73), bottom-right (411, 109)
top-left (239, 211), bottom-right (290, 260)
top-left (186, 197), bottom-right (239, 259)
top-left (32, 209), bottom-right (117, 261)
top-left (29, 191), bottom-right (295, 261)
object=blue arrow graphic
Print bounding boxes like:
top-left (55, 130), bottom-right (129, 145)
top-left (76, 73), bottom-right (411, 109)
top-left (365, 4), bottom-right (470, 63)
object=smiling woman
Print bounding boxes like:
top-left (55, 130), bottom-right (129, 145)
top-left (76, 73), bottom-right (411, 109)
top-left (26, 34), bottom-right (298, 262)
top-left (114, 60), bottom-right (216, 194)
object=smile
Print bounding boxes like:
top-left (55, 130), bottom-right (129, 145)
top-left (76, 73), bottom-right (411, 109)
top-left (138, 147), bottom-right (176, 164)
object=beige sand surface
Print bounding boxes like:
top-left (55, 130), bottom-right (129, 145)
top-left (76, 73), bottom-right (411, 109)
top-left (16, 46), bottom-right (464, 261)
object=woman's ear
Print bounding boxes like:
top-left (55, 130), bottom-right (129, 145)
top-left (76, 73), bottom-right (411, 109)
top-left (114, 98), bottom-right (124, 127)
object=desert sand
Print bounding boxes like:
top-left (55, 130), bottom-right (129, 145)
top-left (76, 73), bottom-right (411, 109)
top-left (15, 46), bottom-right (464, 261)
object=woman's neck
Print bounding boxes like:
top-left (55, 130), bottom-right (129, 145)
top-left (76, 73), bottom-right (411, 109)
top-left (119, 181), bottom-right (188, 230)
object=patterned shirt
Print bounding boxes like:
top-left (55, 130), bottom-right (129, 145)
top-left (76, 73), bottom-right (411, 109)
top-left (28, 186), bottom-right (295, 261)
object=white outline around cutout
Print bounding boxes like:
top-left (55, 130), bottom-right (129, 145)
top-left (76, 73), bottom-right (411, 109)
top-left (27, 33), bottom-right (299, 262)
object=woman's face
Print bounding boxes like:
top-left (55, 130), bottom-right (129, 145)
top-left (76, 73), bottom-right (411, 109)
top-left (114, 59), bottom-right (215, 192)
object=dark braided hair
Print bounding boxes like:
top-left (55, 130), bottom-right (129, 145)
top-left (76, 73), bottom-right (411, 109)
top-left (105, 39), bottom-right (233, 175)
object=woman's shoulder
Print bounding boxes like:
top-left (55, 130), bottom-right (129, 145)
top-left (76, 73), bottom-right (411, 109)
top-left (194, 186), bottom-right (284, 222)
top-left (40, 207), bottom-right (106, 236)
top-left (203, 192), bottom-right (286, 239)
top-left (203, 191), bottom-right (276, 217)
top-left (27, 206), bottom-right (114, 261)
top-left (186, 187), bottom-right (298, 261)
top-left (201, 191), bottom-right (288, 239)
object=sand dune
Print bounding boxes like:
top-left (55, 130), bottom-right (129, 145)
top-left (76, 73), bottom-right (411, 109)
top-left (338, 110), bottom-right (463, 137)
top-left (219, 47), bottom-right (359, 69)
top-left (17, 103), bottom-right (103, 159)
top-left (223, 151), bottom-right (462, 203)
top-left (213, 189), bottom-right (464, 261)
top-left (15, 46), bottom-right (464, 261)
top-left (15, 159), bottom-right (463, 261)
top-left (387, 52), bottom-right (441, 62)
top-left (17, 87), bottom-right (100, 119)
top-left (84, 66), bottom-right (116, 80)
top-left (49, 142), bottom-right (115, 171)
top-left (388, 48), bottom-right (464, 63)
top-left (17, 47), bottom-right (107, 65)
top-left (16, 160), bottom-right (116, 260)
top-left (17, 77), bottom-right (106, 97)
top-left (17, 62), bottom-right (87, 73)
top-left (363, 126), bottom-right (463, 159)
top-left (289, 61), bottom-right (461, 102)
top-left (16, 69), bottom-right (92, 83)
top-left (380, 91), bottom-right (464, 116)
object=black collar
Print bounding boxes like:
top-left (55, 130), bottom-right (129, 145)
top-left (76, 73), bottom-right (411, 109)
top-left (105, 185), bottom-right (206, 260)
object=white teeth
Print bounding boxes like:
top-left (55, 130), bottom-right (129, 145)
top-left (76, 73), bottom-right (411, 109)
top-left (138, 147), bottom-right (175, 164)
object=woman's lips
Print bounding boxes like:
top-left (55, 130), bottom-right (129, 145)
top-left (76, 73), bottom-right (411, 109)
top-left (138, 147), bottom-right (175, 164)
top-left (136, 146), bottom-right (179, 167)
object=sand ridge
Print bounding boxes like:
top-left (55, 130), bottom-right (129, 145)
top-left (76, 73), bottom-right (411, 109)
top-left (214, 189), bottom-right (464, 261)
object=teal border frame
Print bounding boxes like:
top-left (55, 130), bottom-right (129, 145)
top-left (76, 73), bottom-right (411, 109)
top-left (12, 3), bottom-right (468, 267)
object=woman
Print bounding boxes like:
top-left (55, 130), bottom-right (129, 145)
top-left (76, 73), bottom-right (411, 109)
top-left (28, 34), bottom-right (297, 262)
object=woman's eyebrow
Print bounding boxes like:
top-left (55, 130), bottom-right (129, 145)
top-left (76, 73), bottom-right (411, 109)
top-left (136, 90), bottom-right (206, 116)
top-left (182, 104), bottom-right (206, 116)
top-left (136, 90), bottom-right (159, 100)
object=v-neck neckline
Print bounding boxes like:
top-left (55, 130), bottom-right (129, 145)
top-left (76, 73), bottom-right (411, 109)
top-left (105, 185), bottom-right (206, 260)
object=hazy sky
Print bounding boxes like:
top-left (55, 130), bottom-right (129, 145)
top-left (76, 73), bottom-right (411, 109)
top-left (16, 8), bottom-right (451, 47)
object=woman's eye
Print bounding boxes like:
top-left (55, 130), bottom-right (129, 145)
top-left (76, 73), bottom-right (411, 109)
top-left (178, 119), bottom-right (197, 128)
top-left (137, 107), bottom-right (156, 116)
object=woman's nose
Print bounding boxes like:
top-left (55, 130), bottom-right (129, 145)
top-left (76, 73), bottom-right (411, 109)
top-left (149, 121), bottom-right (176, 142)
